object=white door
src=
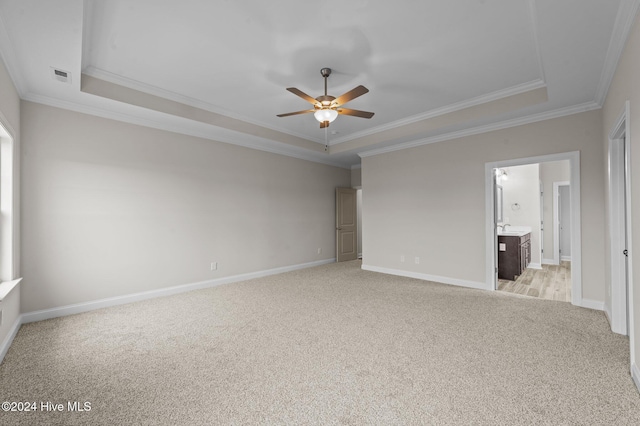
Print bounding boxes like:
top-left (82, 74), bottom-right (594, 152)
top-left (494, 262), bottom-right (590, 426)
top-left (540, 181), bottom-right (544, 260)
top-left (609, 133), bottom-right (631, 335)
top-left (559, 186), bottom-right (571, 260)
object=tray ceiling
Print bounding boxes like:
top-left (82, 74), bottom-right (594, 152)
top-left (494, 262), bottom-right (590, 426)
top-left (0, 0), bottom-right (634, 167)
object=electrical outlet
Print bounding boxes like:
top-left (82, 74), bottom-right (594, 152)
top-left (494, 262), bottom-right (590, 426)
top-left (400, 255), bottom-right (405, 262)
top-left (210, 262), bottom-right (218, 271)
top-left (415, 257), bottom-right (420, 264)
top-left (317, 248), bottom-right (322, 254)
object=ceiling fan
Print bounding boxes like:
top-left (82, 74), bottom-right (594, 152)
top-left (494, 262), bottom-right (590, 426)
top-left (277, 68), bottom-right (374, 128)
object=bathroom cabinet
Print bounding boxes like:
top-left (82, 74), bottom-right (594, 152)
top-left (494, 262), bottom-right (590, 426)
top-left (498, 233), bottom-right (531, 281)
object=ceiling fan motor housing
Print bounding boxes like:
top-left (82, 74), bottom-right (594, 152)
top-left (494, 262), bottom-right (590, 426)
top-left (316, 95), bottom-right (336, 108)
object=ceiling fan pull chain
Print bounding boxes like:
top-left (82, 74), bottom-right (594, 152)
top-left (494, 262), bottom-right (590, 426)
top-left (324, 126), bottom-right (328, 152)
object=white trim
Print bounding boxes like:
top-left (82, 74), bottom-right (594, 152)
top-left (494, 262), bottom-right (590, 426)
top-left (594, 0), bottom-right (640, 106)
top-left (0, 315), bottom-right (22, 363)
top-left (553, 181), bottom-right (571, 266)
top-left (560, 256), bottom-right (572, 262)
top-left (359, 102), bottom-right (600, 158)
top-left (331, 79), bottom-right (546, 146)
top-left (485, 152), bottom-right (582, 307)
top-left (361, 264), bottom-right (489, 291)
top-left (542, 258), bottom-right (556, 265)
top-left (605, 304), bottom-right (613, 327)
top-left (527, 263), bottom-right (543, 270)
top-left (22, 93), bottom-right (352, 170)
top-left (0, 278), bottom-right (21, 301)
top-left (82, 67), bottom-right (324, 145)
top-left (0, 127), bottom-right (16, 281)
top-left (578, 299), bottom-right (605, 311)
top-left (607, 101), bottom-right (635, 350)
top-left (632, 363), bottom-right (640, 394)
top-left (0, 102), bottom-right (17, 142)
top-left (21, 258), bottom-right (335, 324)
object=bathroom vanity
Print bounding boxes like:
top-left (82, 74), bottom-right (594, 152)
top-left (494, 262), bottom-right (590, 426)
top-left (498, 232), bottom-right (531, 281)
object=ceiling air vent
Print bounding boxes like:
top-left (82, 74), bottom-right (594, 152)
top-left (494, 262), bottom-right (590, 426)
top-left (50, 67), bottom-right (71, 84)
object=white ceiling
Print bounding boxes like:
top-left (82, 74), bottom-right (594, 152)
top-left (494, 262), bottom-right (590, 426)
top-left (0, 0), bottom-right (636, 168)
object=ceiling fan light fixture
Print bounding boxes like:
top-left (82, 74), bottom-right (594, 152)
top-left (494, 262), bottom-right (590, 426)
top-left (314, 108), bottom-right (338, 123)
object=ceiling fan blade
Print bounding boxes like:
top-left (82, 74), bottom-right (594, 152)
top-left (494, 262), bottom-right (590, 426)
top-left (334, 85), bottom-right (369, 106)
top-left (337, 108), bottom-right (375, 119)
top-left (286, 87), bottom-right (318, 105)
top-left (320, 121), bottom-right (329, 128)
top-left (277, 109), bottom-right (315, 117)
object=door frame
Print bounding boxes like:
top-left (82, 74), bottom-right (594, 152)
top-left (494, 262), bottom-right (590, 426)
top-left (608, 101), bottom-right (633, 341)
top-left (485, 151), bottom-right (582, 306)
top-left (553, 181), bottom-right (571, 265)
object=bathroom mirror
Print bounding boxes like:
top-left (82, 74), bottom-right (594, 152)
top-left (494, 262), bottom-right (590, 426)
top-left (496, 185), bottom-right (504, 223)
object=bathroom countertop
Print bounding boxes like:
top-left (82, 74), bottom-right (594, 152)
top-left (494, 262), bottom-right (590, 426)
top-left (497, 227), bottom-right (531, 237)
top-left (498, 230), bottom-right (530, 237)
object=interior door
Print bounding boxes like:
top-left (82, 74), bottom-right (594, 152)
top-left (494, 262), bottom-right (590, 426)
top-left (540, 181), bottom-right (544, 259)
top-left (559, 186), bottom-right (572, 259)
top-left (336, 187), bottom-right (357, 262)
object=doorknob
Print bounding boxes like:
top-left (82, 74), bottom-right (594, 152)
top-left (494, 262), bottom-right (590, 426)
top-left (337, 227), bottom-right (342, 231)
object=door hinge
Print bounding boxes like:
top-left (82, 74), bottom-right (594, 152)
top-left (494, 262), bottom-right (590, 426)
top-left (623, 249), bottom-right (628, 257)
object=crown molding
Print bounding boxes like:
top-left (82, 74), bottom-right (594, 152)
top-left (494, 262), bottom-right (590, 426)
top-left (595, 0), bottom-right (640, 106)
top-left (82, 66), bottom-right (325, 145)
top-left (22, 92), bottom-right (351, 169)
top-left (358, 101), bottom-right (600, 158)
top-left (330, 78), bottom-right (546, 146)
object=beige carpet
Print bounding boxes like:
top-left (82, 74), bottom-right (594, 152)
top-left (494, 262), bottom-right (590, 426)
top-left (0, 260), bottom-right (638, 425)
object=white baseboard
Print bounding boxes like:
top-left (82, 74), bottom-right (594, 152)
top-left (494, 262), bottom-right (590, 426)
top-left (528, 262), bottom-right (543, 270)
top-left (542, 258), bottom-right (556, 265)
top-left (561, 256), bottom-right (572, 261)
top-left (577, 298), bottom-right (605, 311)
top-left (361, 264), bottom-right (489, 291)
top-left (0, 315), bottom-right (22, 364)
top-left (632, 363), bottom-right (640, 394)
top-left (631, 363), bottom-right (640, 392)
top-left (21, 258), bottom-right (336, 324)
top-left (604, 303), bottom-right (613, 326)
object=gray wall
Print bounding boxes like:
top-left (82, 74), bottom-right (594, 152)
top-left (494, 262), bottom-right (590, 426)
top-left (20, 101), bottom-right (350, 313)
top-left (362, 109), bottom-right (605, 301)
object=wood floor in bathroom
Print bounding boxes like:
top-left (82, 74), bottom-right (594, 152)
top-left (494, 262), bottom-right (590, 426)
top-left (497, 261), bottom-right (571, 302)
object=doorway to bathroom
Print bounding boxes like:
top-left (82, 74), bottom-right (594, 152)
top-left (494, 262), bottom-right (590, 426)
top-left (494, 162), bottom-right (571, 301)
top-left (485, 152), bottom-right (582, 306)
